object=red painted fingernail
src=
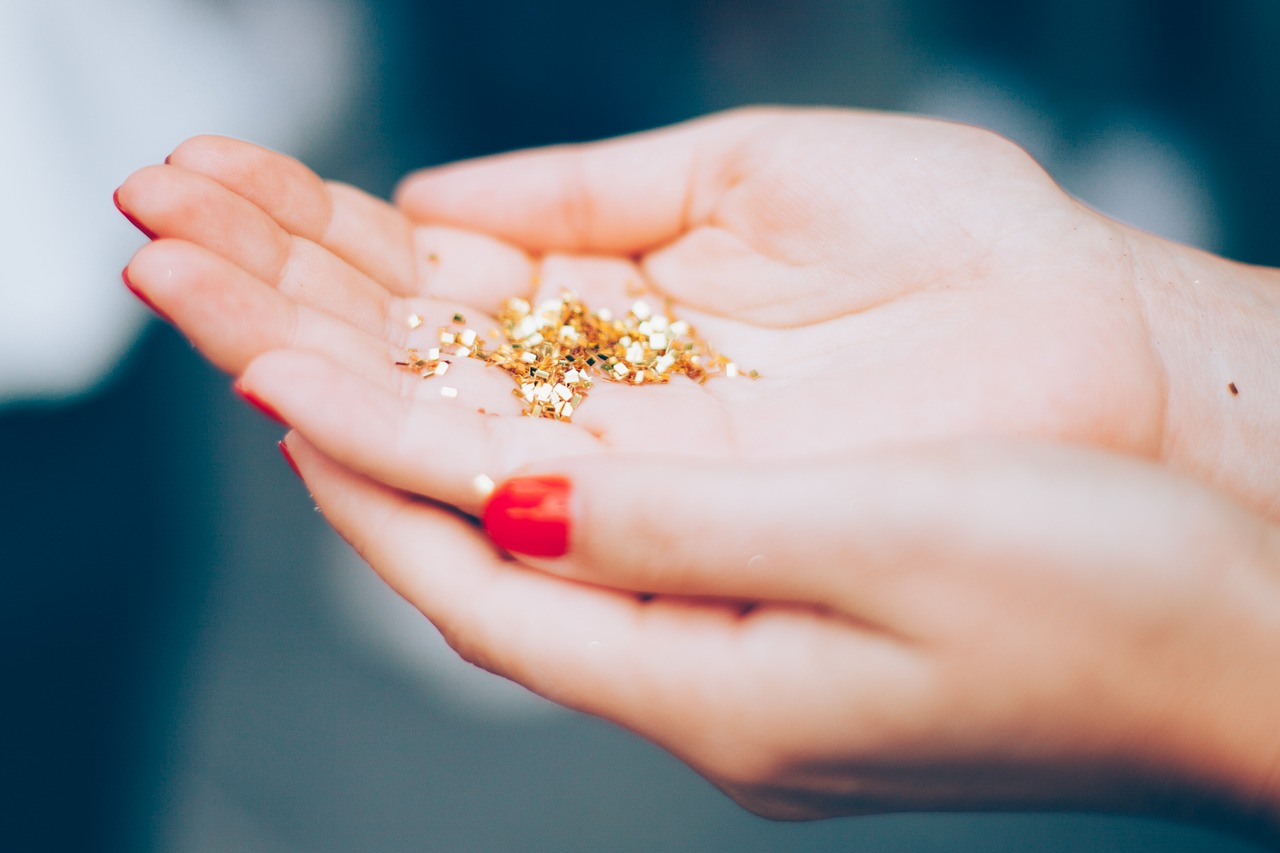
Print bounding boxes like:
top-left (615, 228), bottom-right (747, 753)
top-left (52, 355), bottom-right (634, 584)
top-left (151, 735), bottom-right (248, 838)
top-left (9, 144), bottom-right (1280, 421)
top-left (482, 476), bottom-right (571, 557)
top-left (234, 381), bottom-right (288, 426)
top-left (113, 187), bottom-right (157, 240)
top-left (278, 440), bottom-right (302, 479)
top-left (121, 266), bottom-right (172, 322)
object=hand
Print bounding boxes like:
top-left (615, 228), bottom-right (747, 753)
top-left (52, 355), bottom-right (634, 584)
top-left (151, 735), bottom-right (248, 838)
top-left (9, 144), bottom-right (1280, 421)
top-left (280, 430), bottom-right (1280, 840)
top-left (116, 108), bottom-right (1280, 519)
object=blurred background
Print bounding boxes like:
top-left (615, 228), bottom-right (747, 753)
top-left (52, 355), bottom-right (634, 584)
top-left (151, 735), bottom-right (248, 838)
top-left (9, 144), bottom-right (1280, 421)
top-left (3, 1), bottom-right (1276, 850)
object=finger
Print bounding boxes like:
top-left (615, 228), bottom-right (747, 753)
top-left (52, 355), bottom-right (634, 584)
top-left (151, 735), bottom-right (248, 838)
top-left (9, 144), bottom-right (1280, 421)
top-left (481, 453), bottom-right (856, 608)
top-left (124, 239), bottom-right (400, 386)
top-left (242, 349), bottom-right (601, 514)
top-left (165, 134), bottom-right (419, 295)
top-left (393, 108), bottom-right (783, 254)
top-left (116, 163), bottom-right (393, 336)
top-left (287, 433), bottom-right (900, 778)
top-left (281, 432), bottom-right (684, 727)
top-left (124, 150), bottom-right (540, 319)
top-left (410, 225), bottom-right (538, 316)
top-left (479, 441), bottom-right (1260, 624)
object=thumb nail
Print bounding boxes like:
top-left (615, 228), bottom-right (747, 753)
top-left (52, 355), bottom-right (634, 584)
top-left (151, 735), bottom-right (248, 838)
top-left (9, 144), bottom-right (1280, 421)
top-left (482, 476), bottom-right (571, 557)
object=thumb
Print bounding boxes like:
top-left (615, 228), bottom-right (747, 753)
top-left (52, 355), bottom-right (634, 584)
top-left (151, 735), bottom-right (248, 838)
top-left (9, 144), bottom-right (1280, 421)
top-left (480, 452), bottom-right (868, 607)
top-left (392, 109), bottom-right (778, 255)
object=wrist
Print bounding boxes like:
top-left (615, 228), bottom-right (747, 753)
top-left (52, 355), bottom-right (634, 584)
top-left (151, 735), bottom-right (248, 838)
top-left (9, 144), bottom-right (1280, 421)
top-left (1131, 234), bottom-right (1280, 521)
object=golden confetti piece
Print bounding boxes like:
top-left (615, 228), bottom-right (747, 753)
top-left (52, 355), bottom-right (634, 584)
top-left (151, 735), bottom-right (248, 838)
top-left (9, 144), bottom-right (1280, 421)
top-left (453, 312), bottom-right (466, 324)
top-left (459, 329), bottom-right (477, 347)
top-left (440, 386), bottom-right (458, 399)
top-left (407, 314), bottom-right (423, 329)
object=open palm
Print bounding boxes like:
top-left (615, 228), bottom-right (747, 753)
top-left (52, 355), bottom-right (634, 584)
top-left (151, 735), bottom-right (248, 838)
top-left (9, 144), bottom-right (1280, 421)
top-left (118, 108), bottom-right (1170, 514)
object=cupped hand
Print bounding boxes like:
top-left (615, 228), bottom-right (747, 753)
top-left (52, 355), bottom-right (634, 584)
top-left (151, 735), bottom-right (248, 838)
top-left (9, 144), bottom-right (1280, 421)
top-left (281, 429), bottom-right (1280, 837)
top-left (117, 107), bottom-right (1273, 517)
top-left (113, 108), bottom-right (1280, 834)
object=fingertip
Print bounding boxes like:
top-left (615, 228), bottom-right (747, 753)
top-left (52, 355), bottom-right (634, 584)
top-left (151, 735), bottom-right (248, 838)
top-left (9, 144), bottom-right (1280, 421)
top-left (234, 377), bottom-right (289, 426)
top-left (114, 182), bottom-right (158, 241)
top-left (122, 238), bottom-right (197, 320)
top-left (165, 134), bottom-right (239, 173)
top-left (389, 168), bottom-right (427, 211)
top-left (121, 263), bottom-right (170, 322)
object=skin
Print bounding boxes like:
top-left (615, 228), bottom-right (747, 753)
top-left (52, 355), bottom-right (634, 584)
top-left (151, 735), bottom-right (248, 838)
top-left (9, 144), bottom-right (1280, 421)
top-left (115, 108), bottom-right (1280, 838)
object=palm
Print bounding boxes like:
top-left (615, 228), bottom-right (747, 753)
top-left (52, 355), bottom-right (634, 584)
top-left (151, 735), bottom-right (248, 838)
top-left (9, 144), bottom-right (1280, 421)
top-left (118, 109), bottom-right (1164, 511)
top-left (633, 114), bottom-right (1162, 460)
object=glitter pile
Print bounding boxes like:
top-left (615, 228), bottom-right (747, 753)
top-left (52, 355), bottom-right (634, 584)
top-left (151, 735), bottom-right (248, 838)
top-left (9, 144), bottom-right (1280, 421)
top-left (396, 292), bottom-right (755, 421)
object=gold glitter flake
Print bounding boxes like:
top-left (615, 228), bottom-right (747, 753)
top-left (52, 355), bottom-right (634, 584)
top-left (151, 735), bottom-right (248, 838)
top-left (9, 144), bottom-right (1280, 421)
top-left (395, 291), bottom-right (754, 422)
top-left (407, 314), bottom-right (423, 329)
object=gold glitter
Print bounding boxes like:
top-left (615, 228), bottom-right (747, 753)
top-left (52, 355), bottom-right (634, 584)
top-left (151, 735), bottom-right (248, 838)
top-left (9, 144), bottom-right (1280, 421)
top-left (395, 290), bottom-right (752, 422)
top-left (407, 314), bottom-right (423, 329)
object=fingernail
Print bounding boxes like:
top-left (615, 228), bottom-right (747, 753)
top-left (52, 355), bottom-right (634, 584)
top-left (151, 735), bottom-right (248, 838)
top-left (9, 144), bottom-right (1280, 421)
top-left (121, 266), bottom-right (172, 322)
top-left (278, 440), bottom-right (302, 479)
top-left (113, 187), bottom-right (157, 240)
top-left (482, 476), bottom-right (571, 557)
top-left (234, 381), bottom-right (288, 426)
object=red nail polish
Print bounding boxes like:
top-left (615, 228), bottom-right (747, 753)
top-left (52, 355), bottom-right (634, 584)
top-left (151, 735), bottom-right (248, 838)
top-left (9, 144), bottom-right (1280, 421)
top-left (234, 381), bottom-right (288, 426)
top-left (113, 187), bottom-right (158, 240)
top-left (482, 476), bottom-right (571, 557)
top-left (121, 267), bottom-right (172, 322)
top-left (278, 440), bottom-right (302, 479)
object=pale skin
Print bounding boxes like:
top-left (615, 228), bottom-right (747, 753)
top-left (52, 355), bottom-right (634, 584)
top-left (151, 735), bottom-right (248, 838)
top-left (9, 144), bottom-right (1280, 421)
top-left (115, 108), bottom-right (1280, 839)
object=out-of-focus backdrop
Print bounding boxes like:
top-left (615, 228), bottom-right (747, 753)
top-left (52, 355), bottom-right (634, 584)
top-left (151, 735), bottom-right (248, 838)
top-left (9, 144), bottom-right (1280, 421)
top-left (3, 2), bottom-right (1276, 850)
